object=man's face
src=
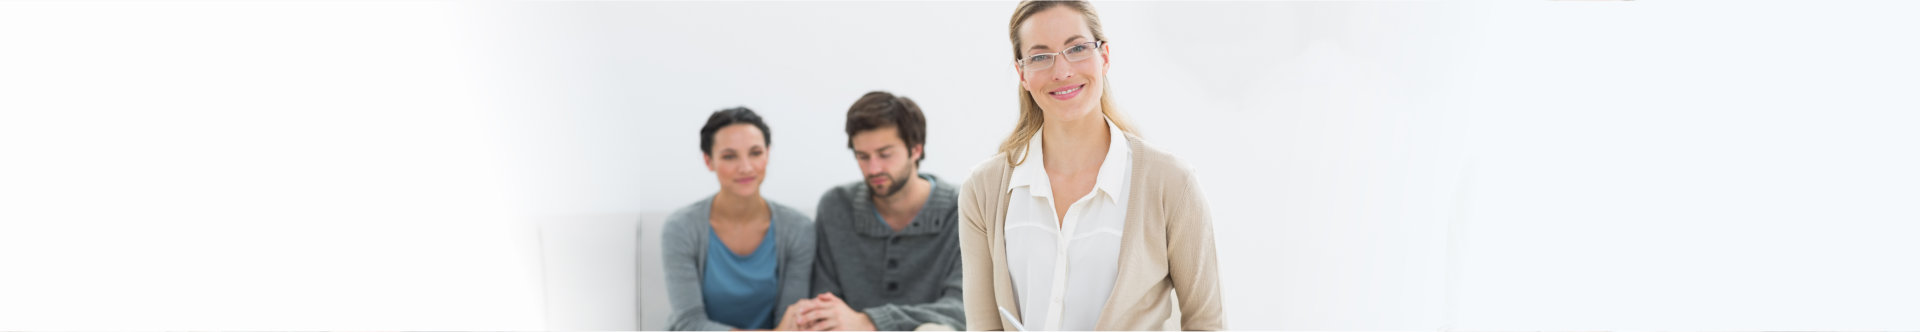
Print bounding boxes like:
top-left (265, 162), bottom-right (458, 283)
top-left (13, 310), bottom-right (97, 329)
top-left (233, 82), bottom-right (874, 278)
top-left (850, 126), bottom-right (919, 199)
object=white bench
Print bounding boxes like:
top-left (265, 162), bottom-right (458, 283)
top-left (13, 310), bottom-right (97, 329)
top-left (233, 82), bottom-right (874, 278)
top-left (535, 211), bottom-right (670, 330)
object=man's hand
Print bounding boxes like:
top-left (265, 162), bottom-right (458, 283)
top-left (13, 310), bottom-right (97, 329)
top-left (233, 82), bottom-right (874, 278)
top-left (797, 292), bottom-right (877, 331)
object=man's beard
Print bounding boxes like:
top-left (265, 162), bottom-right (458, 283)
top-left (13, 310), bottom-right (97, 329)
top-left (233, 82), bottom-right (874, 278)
top-left (869, 169), bottom-right (911, 199)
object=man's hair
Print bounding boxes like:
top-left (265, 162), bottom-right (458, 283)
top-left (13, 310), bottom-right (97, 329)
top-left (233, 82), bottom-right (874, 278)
top-left (700, 107), bottom-right (771, 156)
top-left (845, 91), bottom-right (927, 166)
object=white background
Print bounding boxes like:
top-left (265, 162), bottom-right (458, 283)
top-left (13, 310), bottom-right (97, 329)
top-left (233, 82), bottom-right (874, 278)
top-left (0, 2), bottom-right (545, 330)
top-left (2, 0), bottom-right (1916, 330)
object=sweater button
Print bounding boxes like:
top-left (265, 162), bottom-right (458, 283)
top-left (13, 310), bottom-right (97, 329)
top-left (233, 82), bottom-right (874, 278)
top-left (886, 282), bottom-right (899, 291)
top-left (890, 237), bottom-right (902, 245)
top-left (887, 259), bottom-right (898, 269)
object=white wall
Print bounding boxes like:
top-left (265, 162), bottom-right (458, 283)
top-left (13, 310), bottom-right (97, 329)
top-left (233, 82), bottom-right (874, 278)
top-left (0, 2), bottom-right (544, 330)
top-left (1450, 1), bottom-right (1920, 330)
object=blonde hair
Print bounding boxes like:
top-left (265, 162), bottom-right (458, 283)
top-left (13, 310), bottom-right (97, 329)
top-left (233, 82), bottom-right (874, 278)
top-left (1000, 0), bottom-right (1136, 167)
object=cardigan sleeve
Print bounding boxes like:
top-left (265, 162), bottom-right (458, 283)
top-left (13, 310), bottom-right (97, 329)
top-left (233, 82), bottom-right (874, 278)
top-left (1165, 169), bottom-right (1226, 330)
top-left (958, 170), bottom-right (1004, 331)
top-left (774, 204), bottom-right (815, 324)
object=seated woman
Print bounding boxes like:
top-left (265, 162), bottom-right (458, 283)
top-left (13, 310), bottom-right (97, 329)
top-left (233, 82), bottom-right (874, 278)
top-left (663, 107), bottom-right (814, 331)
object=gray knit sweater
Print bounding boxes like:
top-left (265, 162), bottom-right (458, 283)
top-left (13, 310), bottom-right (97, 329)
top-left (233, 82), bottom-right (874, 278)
top-left (812, 174), bottom-right (965, 330)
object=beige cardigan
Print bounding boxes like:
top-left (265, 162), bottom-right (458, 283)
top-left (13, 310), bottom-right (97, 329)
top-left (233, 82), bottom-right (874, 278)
top-left (958, 133), bottom-right (1225, 331)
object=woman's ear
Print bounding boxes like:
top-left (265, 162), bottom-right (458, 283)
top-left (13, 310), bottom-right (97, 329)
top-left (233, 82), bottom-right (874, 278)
top-left (702, 153), bottom-right (714, 171)
top-left (1101, 43), bottom-right (1112, 74)
top-left (1014, 63), bottom-right (1027, 84)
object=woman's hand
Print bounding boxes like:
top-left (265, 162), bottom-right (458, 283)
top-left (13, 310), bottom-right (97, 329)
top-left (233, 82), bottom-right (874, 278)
top-left (776, 298), bottom-right (819, 331)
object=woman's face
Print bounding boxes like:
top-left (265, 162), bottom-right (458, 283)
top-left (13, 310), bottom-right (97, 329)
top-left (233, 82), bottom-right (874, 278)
top-left (703, 124), bottom-right (769, 198)
top-left (1017, 6), bottom-right (1109, 123)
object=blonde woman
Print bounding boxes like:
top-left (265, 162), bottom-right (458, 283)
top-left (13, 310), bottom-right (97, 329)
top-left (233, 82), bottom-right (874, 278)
top-left (957, 0), bottom-right (1225, 330)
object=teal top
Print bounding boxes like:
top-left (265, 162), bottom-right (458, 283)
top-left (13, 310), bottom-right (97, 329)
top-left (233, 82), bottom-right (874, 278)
top-left (701, 213), bottom-right (780, 329)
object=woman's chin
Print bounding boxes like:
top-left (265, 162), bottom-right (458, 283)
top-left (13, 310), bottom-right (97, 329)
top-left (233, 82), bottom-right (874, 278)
top-left (1043, 103), bottom-right (1098, 122)
top-left (721, 186), bottom-right (759, 199)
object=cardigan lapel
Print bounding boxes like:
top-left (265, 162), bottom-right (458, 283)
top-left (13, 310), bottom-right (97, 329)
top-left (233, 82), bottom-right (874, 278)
top-left (1093, 133), bottom-right (1150, 330)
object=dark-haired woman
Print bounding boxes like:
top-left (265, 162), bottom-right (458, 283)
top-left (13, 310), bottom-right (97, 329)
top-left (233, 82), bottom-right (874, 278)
top-left (663, 107), bottom-right (814, 331)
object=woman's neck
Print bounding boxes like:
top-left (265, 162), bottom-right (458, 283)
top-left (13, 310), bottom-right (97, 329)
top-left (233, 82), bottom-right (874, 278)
top-left (1039, 112), bottom-right (1110, 174)
top-left (710, 192), bottom-right (768, 224)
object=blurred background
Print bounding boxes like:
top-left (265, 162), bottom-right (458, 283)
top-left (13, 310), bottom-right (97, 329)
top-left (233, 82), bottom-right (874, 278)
top-left (2, 1), bottom-right (1916, 330)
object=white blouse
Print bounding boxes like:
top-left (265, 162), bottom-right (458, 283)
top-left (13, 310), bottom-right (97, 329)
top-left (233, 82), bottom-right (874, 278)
top-left (1003, 119), bottom-right (1131, 331)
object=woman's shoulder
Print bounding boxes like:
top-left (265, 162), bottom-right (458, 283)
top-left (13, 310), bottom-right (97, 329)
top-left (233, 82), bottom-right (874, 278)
top-left (765, 199), bottom-right (815, 252)
top-left (659, 197), bottom-right (713, 253)
top-left (766, 199), bottom-right (814, 233)
top-left (1123, 133), bottom-right (1201, 190)
top-left (663, 196), bottom-right (714, 231)
top-left (962, 152), bottom-right (1014, 194)
top-left (766, 200), bottom-right (812, 225)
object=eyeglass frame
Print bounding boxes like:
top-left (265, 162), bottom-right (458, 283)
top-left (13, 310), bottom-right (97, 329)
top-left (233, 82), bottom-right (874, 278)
top-left (1014, 40), bottom-right (1105, 73)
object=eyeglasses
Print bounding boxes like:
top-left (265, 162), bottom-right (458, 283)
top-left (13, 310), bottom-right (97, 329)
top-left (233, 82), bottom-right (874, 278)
top-left (1015, 40), bottom-right (1103, 73)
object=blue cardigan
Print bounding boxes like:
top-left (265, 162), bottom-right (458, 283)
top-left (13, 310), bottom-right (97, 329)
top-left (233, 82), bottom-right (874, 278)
top-left (660, 195), bottom-right (814, 331)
